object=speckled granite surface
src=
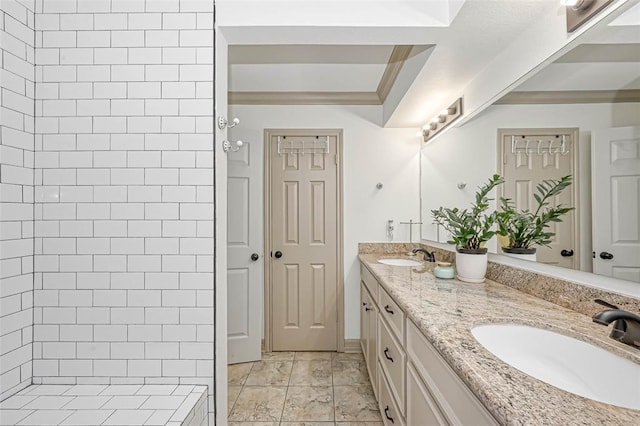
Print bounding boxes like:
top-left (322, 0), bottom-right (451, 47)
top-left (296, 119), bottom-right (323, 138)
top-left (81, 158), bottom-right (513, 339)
top-left (359, 253), bottom-right (640, 425)
top-left (358, 242), bottom-right (639, 317)
top-left (486, 262), bottom-right (640, 317)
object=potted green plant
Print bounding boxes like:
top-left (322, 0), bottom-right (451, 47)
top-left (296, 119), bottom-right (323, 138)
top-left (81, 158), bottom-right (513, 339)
top-left (431, 174), bottom-right (504, 283)
top-left (496, 175), bottom-right (574, 261)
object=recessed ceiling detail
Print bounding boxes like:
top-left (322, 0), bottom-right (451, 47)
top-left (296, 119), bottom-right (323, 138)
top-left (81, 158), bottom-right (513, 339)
top-left (495, 90), bottom-right (640, 105)
top-left (496, 42), bottom-right (640, 105)
top-left (228, 44), bottom-right (431, 105)
top-left (555, 43), bottom-right (640, 63)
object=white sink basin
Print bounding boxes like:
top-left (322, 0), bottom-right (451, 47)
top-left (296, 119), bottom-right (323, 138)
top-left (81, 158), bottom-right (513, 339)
top-left (471, 324), bottom-right (640, 410)
top-left (378, 258), bottom-right (422, 267)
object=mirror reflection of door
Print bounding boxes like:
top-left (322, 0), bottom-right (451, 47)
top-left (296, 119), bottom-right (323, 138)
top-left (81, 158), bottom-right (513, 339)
top-left (498, 128), bottom-right (579, 269)
top-left (592, 126), bottom-right (640, 283)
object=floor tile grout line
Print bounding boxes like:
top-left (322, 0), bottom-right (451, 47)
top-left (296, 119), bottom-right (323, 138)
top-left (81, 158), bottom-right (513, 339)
top-left (279, 355), bottom-right (295, 422)
top-left (227, 352), bottom-right (380, 424)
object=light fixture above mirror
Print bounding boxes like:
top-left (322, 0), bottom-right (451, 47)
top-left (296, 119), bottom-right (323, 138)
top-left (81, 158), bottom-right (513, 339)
top-left (565, 0), bottom-right (615, 32)
top-left (422, 98), bottom-right (463, 143)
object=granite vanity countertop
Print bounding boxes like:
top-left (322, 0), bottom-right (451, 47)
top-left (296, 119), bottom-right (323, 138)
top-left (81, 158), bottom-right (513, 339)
top-left (359, 253), bottom-right (640, 426)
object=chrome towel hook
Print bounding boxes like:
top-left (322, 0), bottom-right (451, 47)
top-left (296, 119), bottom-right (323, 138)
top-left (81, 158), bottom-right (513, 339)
top-left (222, 139), bottom-right (244, 153)
top-left (218, 116), bottom-right (240, 130)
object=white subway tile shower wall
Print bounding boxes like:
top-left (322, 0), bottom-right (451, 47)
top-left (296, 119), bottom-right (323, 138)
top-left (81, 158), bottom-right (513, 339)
top-left (0, 0), bottom-right (36, 402)
top-left (30, 0), bottom-right (214, 417)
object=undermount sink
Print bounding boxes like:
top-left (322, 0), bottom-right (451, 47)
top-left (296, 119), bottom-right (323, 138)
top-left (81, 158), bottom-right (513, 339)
top-left (378, 258), bottom-right (422, 267)
top-left (471, 324), bottom-right (640, 410)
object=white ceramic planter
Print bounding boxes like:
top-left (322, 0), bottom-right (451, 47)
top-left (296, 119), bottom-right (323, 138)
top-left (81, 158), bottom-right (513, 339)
top-left (455, 251), bottom-right (488, 283)
top-left (502, 250), bottom-right (537, 262)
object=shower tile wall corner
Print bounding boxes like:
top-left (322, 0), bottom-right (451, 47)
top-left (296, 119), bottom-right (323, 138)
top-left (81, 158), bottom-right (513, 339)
top-left (0, 0), bottom-right (36, 402)
top-left (27, 0), bottom-right (214, 416)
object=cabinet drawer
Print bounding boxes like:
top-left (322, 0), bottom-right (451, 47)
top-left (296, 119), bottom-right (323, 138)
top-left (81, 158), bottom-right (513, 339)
top-left (407, 361), bottom-right (448, 426)
top-left (407, 321), bottom-right (498, 426)
top-left (360, 264), bottom-right (379, 304)
top-left (378, 315), bottom-right (405, 414)
top-left (379, 285), bottom-right (404, 343)
top-left (378, 361), bottom-right (406, 426)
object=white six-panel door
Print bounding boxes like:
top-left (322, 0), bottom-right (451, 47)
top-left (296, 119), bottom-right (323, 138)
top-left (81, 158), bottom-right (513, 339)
top-left (592, 126), bottom-right (640, 282)
top-left (270, 132), bottom-right (340, 351)
top-left (227, 137), bottom-right (263, 364)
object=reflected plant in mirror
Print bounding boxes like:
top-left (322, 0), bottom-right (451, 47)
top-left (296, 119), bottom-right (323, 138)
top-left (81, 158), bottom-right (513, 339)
top-left (497, 175), bottom-right (574, 261)
top-left (419, 1), bottom-right (640, 288)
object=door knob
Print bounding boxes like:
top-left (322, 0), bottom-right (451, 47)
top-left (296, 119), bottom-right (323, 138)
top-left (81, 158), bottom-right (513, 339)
top-left (599, 251), bottom-right (614, 260)
top-left (561, 249), bottom-right (574, 257)
top-left (250, 253), bottom-right (259, 261)
top-left (274, 251), bottom-right (283, 259)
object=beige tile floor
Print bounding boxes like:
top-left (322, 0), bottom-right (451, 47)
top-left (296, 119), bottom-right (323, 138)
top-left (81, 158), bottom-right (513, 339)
top-left (227, 352), bottom-right (383, 426)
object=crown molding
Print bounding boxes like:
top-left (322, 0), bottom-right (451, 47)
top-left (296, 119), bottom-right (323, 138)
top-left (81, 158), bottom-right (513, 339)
top-left (376, 45), bottom-right (413, 103)
top-left (228, 44), bottom-right (417, 106)
top-left (494, 90), bottom-right (640, 105)
top-left (556, 43), bottom-right (640, 63)
top-left (228, 91), bottom-right (381, 105)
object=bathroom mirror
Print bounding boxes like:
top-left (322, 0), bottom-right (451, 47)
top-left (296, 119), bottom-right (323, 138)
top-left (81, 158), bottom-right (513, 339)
top-left (420, 3), bottom-right (640, 286)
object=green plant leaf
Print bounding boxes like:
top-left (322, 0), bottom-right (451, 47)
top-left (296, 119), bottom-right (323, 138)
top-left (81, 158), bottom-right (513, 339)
top-left (497, 175), bottom-right (574, 249)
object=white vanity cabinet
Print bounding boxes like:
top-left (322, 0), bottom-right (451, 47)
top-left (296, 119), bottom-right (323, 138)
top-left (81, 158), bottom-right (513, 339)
top-left (360, 264), bottom-right (379, 398)
top-left (360, 281), bottom-right (378, 398)
top-left (360, 262), bottom-right (499, 426)
top-left (406, 321), bottom-right (498, 425)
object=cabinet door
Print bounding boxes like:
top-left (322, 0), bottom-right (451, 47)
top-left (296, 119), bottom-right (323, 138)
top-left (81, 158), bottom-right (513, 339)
top-left (407, 362), bottom-right (448, 426)
top-left (368, 298), bottom-right (378, 399)
top-left (360, 282), bottom-right (370, 362)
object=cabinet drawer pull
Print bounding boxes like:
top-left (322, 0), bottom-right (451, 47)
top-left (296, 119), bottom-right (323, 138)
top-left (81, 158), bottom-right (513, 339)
top-left (384, 305), bottom-right (394, 314)
top-left (384, 406), bottom-right (394, 423)
top-left (365, 307), bottom-right (372, 311)
top-left (383, 347), bottom-right (394, 362)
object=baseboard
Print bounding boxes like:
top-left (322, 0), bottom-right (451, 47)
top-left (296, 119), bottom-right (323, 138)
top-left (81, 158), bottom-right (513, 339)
top-left (344, 339), bottom-right (362, 354)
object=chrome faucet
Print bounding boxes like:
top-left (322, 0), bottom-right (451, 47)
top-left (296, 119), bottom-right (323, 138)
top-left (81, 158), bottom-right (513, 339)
top-left (592, 299), bottom-right (640, 349)
top-left (411, 248), bottom-right (436, 262)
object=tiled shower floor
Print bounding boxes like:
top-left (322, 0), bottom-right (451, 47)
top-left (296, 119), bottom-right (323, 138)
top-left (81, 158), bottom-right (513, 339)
top-left (227, 352), bottom-right (383, 425)
top-left (0, 384), bottom-right (207, 425)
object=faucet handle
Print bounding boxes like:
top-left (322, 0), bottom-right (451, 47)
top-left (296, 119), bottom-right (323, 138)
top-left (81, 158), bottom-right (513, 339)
top-left (594, 299), bottom-right (619, 310)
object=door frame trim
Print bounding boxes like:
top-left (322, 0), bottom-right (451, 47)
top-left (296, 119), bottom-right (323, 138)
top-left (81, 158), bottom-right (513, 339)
top-left (496, 127), bottom-right (581, 270)
top-left (263, 128), bottom-right (345, 353)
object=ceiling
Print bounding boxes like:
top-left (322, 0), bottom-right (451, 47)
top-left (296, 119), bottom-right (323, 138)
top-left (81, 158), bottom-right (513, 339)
top-left (219, 0), bottom-right (640, 127)
top-left (228, 44), bottom-right (433, 104)
top-left (497, 12), bottom-right (640, 104)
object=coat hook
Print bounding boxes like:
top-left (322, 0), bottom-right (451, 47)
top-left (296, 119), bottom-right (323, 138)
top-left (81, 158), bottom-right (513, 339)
top-left (223, 139), bottom-right (244, 153)
top-left (218, 116), bottom-right (240, 130)
top-left (376, 183), bottom-right (384, 190)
